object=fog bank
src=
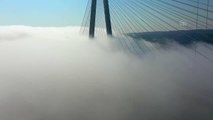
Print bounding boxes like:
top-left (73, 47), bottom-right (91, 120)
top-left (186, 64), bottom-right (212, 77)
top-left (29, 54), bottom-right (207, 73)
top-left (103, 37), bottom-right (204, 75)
top-left (0, 26), bottom-right (213, 120)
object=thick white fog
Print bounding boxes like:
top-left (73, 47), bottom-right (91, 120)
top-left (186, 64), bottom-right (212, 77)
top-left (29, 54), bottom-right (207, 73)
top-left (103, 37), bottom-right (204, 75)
top-left (0, 26), bottom-right (213, 120)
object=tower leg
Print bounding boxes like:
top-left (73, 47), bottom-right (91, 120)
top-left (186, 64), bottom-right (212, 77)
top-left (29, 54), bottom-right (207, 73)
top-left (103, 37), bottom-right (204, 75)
top-left (89, 0), bottom-right (97, 38)
top-left (103, 0), bottom-right (112, 35)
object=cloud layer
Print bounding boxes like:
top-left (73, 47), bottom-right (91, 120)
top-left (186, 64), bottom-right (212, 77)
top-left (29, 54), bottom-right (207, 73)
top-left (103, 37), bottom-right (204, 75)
top-left (0, 26), bottom-right (213, 120)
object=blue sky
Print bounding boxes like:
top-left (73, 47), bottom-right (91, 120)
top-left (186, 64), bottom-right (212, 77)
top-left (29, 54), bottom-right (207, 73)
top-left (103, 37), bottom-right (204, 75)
top-left (0, 0), bottom-right (88, 26)
top-left (0, 0), bottom-right (212, 27)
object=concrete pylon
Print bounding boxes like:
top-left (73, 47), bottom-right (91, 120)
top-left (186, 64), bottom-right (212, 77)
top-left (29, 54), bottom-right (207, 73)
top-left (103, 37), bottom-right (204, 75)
top-left (89, 0), bottom-right (97, 38)
top-left (103, 0), bottom-right (112, 36)
top-left (89, 0), bottom-right (112, 38)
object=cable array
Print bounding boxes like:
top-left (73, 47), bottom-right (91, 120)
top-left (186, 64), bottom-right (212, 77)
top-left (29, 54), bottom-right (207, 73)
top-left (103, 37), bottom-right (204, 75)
top-left (81, 0), bottom-right (213, 62)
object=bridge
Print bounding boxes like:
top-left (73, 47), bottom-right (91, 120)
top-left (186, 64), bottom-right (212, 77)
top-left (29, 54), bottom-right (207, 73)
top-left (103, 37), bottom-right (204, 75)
top-left (81, 0), bottom-right (213, 61)
top-left (82, 0), bottom-right (213, 36)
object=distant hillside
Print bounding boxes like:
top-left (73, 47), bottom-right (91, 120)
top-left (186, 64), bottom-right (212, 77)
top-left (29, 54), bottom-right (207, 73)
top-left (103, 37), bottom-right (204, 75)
top-left (128, 29), bottom-right (213, 45)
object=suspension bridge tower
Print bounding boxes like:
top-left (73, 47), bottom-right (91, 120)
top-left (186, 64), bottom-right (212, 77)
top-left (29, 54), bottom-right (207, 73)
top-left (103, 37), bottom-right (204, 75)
top-left (89, 0), bottom-right (112, 38)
